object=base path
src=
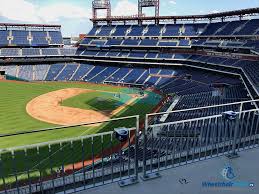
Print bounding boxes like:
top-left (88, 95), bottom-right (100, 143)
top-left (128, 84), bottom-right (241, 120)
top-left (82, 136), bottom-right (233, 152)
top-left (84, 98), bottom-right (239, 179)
top-left (26, 88), bottom-right (139, 126)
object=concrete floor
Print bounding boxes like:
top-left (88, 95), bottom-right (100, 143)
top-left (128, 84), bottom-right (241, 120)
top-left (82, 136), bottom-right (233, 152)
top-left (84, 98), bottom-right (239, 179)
top-left (77, 147), bottom-right (259, 194)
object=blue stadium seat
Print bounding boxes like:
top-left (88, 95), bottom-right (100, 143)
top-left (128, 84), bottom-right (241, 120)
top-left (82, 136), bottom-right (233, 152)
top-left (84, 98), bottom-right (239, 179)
top-left (163, 24), bottom-right (181, 36)
top-left (127, 26), bottom-right (144, 36)
top-left (45, 64), bottom-right (65, 80)
top-left (31, 31), bottom-right (49, 46)
top-left (122, 39), bottom-right (140, 46)
top-left (18, 65), bottom-right (33, 80)
top-left (11, 31), bottom-right (30, 46)
top-left (140, 39), bottom-right (158, 46)
top-left (22, 48), bottom-right (40, 56)
top-left (145, 25), bottom-right (162, 36)
top-left (56, 64), bottom-right (79, 81)
top-left (112, 25), bottom-right (130, 36)
top-left (42, 48), bottom-right (59, 55)
top-left (49, 31), bottom-right (63, 45)
top-left (0, 31), bottom-right (9, 46)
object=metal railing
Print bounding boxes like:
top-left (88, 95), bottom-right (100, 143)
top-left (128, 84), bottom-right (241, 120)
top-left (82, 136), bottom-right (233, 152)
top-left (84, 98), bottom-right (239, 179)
top-left (142, 108), bottom-right (259, 179)
top-left (0, 115), bottom-right (139, 194)
top-left (0, 100), bottom-right (259, 193)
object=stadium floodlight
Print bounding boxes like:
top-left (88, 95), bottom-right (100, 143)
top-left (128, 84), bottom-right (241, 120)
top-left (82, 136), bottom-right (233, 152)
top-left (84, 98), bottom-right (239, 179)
top-left (138, 0), bottom-right (160, 17)
top-left (92, 0), bottom-right (111, 19)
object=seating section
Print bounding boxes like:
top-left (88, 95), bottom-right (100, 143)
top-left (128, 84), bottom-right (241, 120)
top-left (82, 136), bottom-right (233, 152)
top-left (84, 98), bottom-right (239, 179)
top-left (1, 48), bottom-right (20, 56)
top-left (0, 48), bottom-right (76, 57)
top-left (22, 48), bottom-right (41, 56)
top-left (42, 48), bottom-right (59, 56)
top-left (0, 31), bottom-right (9, 46)
top-left (0, 29), bottom-right (63, 47)
top-left (11, 31), bottom-right (29, 46)
top-left (48, 31), bottom-right (63, 44)
top-left (31, 31), bottom-right (48, 46)
top-left (86, 19), bottom-right (259, 38)
top-left (0, 63), bottom-right (244, 93)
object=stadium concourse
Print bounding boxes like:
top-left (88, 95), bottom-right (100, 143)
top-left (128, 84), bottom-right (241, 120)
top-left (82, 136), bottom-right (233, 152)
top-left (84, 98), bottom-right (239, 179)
top-left (0, 2), bottom-right (259, 194)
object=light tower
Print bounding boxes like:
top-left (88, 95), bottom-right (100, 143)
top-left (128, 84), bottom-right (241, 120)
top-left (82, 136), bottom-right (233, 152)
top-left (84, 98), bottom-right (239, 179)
top-left (138, 0), bottom-right (160, 17)
top-left (92, 0), bottom-right (111, 19)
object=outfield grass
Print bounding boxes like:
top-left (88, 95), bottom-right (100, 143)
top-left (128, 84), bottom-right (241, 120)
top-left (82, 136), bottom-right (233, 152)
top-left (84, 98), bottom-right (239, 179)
top-left (0, 81), bottom-right (162, 186)
top-left (0, 81), bottom-right (161, 148)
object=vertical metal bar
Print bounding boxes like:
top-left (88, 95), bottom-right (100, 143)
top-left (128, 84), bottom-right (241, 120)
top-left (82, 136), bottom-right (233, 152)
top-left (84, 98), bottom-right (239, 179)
top-left (210, 117), bottom-right (217, 158)
top-left (24, 149), bottom-right (32, 194)
top-left (12, 150), bottom-right (20, 194)
top-left (110, 134), bottom-right (114, 182)
top-left (204, 118), bottom-right (211, 159)
top-left (248, 112), bottom-right (256, 147)
top-left (237, 112), bottom-right (245, 151)
top-left (230, 115), bottom-right (239, 156)
top-left (192, 120), bottom-right (198, 162)
top-left (165, 125), bottom-right (169, 168)
top-left (222, 117), bottom-right (228, 154)
top-left (243, 112), bottom-right (251, 149)
top-left (119, 141), bottom-right (122, 180)
top-left (217, 116), bottom-right (223, 156)
top-left (101, 135), bottom-right (104, 184)
top-left (70, 141), bottom-right (76, 192)
top-left (37, 147), bottom-right (43, 194)
top-left (179, 123), bottom-right (184, 165)
top-left (0, 153), bottom-right (7, 194)
top-left (60, 142), bottom-right (66, 194)
top-left (185, 121), bottom-right (191, 164)
top-left (91, 137), bottom-right (95, 186)
top-left (134, 115), bottom-right (139, 180)
top-left (127, 130), bottom-right (131, 178)
top-left (81, 139), bottom-right (86, 190)
top-left (198, 119), bottom-right (205, 160)
top-left (252, 112), bottom-right (259, 147)
top-left (48, 144), bottom-right (55, 194)
top-left (157, 131), bottom-right (161, 172)
top-left (150, 126), bottom-right (154, 172)
top-left (171, 123), bottom-right (176, 167)
top-left (239, 102), bottom-right (243, 113)
top-left (142, 115), bottom-right (148, 178)
top-left (39, 168), bottom-right (43, 194)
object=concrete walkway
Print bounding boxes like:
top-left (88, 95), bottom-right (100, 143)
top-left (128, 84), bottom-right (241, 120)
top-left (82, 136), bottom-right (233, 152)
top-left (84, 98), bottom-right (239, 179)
top-left (78, 147), bottom-right (259, 194)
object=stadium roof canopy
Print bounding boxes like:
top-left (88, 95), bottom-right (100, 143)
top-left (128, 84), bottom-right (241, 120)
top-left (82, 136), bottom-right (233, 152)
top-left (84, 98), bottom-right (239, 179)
top-left (91, 7), bottom-right (259, 24)
top-left (0, 23), bottom-right (61, 30)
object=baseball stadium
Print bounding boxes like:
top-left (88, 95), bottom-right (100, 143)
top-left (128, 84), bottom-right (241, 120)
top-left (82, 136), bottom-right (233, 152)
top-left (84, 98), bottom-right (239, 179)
top-left (0, 0), bottom-right (259, 194)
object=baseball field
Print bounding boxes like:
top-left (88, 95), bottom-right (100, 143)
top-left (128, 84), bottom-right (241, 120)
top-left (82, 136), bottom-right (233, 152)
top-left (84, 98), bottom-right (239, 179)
top-left (0, 81), bottom-right (162, 148)
top-left (0, 80), bottom-right (162, 186)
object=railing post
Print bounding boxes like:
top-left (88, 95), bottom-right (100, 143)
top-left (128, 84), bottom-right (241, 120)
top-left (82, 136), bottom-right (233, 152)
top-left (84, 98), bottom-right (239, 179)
top-left (118, 115), bottom-right (139, 187)
top-left (0, 152), bottom-right (7, 194)
top-left (142, 115), bottom-right (148, 179)
top-left (134, 115), bottom-right (139, 181)
top-left (141, 115), bottom-right (161, 181)
top-left (226, 112), bottom-right (240, 159)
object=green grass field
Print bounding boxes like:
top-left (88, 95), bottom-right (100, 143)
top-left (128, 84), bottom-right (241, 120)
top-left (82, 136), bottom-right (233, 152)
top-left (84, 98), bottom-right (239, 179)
top-left (0, 81), bottom-right (162, 187)
top-left (0, 81), bottom-right (161, 148)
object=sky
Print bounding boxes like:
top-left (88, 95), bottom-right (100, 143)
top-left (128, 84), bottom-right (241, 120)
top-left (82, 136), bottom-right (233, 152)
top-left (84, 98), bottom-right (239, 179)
top-left (0, 0), bottom-right (259, 37)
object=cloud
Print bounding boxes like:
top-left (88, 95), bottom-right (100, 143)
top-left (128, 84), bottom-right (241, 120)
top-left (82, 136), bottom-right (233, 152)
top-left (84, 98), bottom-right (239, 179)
top-left (38, 4), bottom-right (91, 23)
top-left (0, 0), bottom-right (39, 22)
top-left (211, 10), bottom-right (220, 14)
top-left (112, 0), bottom-right (138, 16)
top-left (0, 0), bottom-right (90, 23)
top-left (169, 0), bottom-right (177, 5)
